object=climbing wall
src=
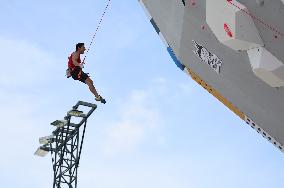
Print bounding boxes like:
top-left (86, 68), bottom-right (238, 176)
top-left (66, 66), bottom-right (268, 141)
top-left (139, 0), bottom-right (284, 152)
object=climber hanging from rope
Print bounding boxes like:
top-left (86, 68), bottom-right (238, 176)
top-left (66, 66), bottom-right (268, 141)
top-left (67, 43), bottom-right (106, 104)
top-left (66, 0), bottom-right (111, 104)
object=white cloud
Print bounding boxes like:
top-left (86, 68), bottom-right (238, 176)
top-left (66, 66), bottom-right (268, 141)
top-left (78, 161), bottom-right (197, 188)
top-left (0, 36), bottom-right (63, 87)
top-left (102, 88), bottom-right (162, 156)
top-left (101, 77), bottom-right (195, 156)
top-left (0, 88), bottom-right (53, 187)
top-left (0, 36), bottom-right (63, 187)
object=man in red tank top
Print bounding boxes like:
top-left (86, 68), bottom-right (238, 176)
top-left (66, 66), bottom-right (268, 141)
top-left (68, 43), bottom-right (106, 103)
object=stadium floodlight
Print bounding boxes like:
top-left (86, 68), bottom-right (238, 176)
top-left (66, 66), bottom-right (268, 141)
top-left (34, 146), bottom-right (49, 157)
top-left (51, 120), bottom-right (68, 128)
top-left (67, 110), bottom-right (86, 117)
top-left (39, 135), bottom-right (54, 145)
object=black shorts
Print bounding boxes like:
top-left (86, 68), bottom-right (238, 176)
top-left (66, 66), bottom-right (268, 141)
top-left (71, 66), bottom-right (89, 83)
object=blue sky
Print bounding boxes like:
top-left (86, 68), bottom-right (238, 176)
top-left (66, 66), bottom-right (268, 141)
top-left (0, 0), bottom-right (283, 187)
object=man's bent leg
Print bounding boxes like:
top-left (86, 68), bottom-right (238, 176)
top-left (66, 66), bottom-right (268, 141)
top-left (85, 77), bottom-right (100, 98)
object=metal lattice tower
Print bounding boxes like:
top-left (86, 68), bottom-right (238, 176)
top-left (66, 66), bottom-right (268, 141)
top-left (35, 101), bottom-right (97, 188)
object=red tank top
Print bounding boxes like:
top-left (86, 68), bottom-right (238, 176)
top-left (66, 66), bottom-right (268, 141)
top-left (68, 53), bottom-right (81, 70)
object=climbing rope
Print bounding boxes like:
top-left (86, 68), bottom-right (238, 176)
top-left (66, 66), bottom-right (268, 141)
top-left (82, 0), bottom-right (111, 65)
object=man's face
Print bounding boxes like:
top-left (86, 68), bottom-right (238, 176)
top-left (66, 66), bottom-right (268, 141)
top-left (78, 45), bottom-right (86, 54)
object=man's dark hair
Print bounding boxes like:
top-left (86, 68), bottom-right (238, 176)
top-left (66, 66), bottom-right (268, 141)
top-left (76, 43), bottom-right (85, 51)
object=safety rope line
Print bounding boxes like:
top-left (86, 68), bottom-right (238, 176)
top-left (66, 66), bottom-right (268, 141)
top-left (82, 0), bottom-right (111, 64)
top-left (227, 0), bottom-right (284, 37)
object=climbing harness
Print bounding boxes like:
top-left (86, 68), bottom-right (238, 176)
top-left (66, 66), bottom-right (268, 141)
top-left (66, 0), bottom-right (111, 78)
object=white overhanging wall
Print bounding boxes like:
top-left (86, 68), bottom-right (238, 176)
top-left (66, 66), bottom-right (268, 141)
top-left (206, 0), bottom-right (284, 87)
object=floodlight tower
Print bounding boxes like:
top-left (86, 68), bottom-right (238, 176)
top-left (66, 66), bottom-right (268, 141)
top-left (35, 101), bottom-right (97, 188)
